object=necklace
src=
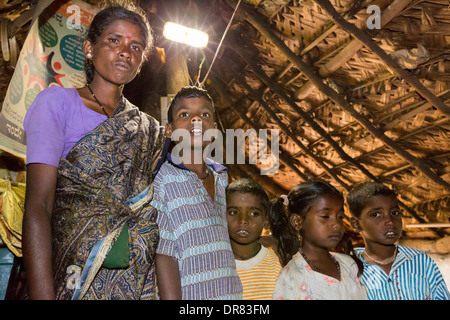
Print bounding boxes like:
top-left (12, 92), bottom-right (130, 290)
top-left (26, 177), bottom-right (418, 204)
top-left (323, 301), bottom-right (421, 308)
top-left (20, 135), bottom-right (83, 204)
top-left (363, 246), bottom-right (397, 265)
top-left (87, 84), bottom-right (110, 118)
top-left (199, 167), bottom-right (210, 182)
top-left (300, 250), bottom-right (341, 280)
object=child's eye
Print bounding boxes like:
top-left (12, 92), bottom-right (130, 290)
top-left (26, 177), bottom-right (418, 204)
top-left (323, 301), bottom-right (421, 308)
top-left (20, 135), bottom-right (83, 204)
top-left (227, 210), bottom-right (238, 216)
top-left (201, 112), bottom-right (211, 118)
top-left (250, 211), bottom-right (261, 217)
top-left (370, 212), bottom-right (381, 218)
top-left (179, 112), bottom-right (189, 118)
top-left (391, 210), bottom-right (401, 216)
top-left (109, 38), bottom-right (119, 44)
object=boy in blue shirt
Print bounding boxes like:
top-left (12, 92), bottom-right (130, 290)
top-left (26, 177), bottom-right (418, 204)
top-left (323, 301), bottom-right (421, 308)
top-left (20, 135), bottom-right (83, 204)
top-left (347, 182), bottom-right (449, 300)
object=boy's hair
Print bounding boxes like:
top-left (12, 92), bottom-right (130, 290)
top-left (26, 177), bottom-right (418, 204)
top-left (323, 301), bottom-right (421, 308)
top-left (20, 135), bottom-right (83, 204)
top-left (226, 178), bottom-right (270, 215)
top-left (346, 182), bottom-right (397, 218)
top-left (167, 86), bottom-right (215, 123)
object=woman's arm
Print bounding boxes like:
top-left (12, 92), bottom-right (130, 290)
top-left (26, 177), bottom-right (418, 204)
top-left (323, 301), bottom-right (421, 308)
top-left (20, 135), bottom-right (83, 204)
top-left (22, 163), bottom-right (58, 300)
top-left (156, 253), bottom-right (182, 299)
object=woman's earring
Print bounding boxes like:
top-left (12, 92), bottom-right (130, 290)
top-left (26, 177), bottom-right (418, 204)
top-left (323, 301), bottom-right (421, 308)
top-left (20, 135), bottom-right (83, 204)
top-left (86, 52), bottom-right (93, 59)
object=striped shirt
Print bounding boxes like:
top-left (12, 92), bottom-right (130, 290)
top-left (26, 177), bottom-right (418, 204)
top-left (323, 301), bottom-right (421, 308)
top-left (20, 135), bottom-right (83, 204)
top-left (235, 246), bottom-right (282, 300)
top-left (151, 154), bottom-right (242, 300)
top-left (355, 245), bottom-right (449, 300)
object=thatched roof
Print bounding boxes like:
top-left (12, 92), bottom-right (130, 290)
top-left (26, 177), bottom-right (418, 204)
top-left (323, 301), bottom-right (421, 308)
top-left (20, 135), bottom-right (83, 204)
top-left (0, 0), bottom-right (449, 244)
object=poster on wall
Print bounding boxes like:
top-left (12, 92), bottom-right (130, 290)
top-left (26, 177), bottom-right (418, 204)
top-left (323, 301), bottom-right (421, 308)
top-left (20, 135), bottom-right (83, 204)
top-left (0, 0), bottom-right (99, 158)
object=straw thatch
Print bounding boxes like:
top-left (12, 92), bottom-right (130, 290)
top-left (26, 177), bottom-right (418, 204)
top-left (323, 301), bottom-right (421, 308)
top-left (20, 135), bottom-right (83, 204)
top-left (0, 0), bottom-right (449, 243)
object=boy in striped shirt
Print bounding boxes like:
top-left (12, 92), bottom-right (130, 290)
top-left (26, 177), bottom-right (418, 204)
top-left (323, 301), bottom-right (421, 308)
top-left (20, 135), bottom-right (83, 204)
top-left (226, 178), bottom-right (282, 300)
top-left (152, 86), bottom-right (242, 300)
top-left (347, 182), bottom-right (449, 300)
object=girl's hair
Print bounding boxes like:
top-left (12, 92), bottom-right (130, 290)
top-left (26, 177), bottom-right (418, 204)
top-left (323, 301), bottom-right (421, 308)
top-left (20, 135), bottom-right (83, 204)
top-left (346, 182), bottom-right (397, 218)
top-left (226, 178), bottom-right (270, 215)
top-left (269, 180), bottom-right (344, 266)
top-left (167, 86), bottom-right (215, 123)
top-left (85, 2), bottom-right (153, 83)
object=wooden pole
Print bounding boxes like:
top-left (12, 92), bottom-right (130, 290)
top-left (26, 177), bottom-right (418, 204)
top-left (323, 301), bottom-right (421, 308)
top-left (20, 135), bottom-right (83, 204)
top-left (166, 49), bottom-right (190, 94)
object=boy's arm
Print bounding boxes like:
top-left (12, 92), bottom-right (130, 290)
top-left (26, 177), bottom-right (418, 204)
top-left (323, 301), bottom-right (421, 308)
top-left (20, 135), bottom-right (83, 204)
top-left (156, 254), bottom-right (182, 299)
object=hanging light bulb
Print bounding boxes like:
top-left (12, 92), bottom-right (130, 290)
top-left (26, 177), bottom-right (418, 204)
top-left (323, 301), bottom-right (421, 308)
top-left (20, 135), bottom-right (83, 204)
top-left (163, 22), bottom-right (209, 48)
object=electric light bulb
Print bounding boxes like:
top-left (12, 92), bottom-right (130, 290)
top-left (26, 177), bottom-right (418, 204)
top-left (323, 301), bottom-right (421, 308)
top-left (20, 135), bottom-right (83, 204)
top-left (163, 22), bottom-right (209, 48)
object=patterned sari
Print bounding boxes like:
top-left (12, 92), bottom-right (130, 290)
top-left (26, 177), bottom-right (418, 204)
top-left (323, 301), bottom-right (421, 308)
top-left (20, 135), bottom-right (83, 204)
top-left (51, 96), bottom-right (166, 300)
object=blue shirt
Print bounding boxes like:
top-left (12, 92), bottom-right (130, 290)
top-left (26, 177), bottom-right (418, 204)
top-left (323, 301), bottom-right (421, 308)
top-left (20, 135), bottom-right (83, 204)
top-left (151, 154), bottom-right (242, 300)
top-left (355, 245), bottom-right (449, 300)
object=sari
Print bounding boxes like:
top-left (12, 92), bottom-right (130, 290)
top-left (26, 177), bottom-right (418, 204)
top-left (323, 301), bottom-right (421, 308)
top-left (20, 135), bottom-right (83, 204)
top-left (50, 95), bottom-right (166, 300)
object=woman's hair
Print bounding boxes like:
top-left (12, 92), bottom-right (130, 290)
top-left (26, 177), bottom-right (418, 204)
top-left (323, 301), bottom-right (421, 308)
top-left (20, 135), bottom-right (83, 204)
top-left (167, 86), bottom-right (215, 123)
top-left (85, 2), bottom-right (153, 83)
top-left (269, 180), bottom-right (344, 266)
top-left (226, 178), bottom-right (270, 215)
top-left (346, 182), bottom-right (397, 218)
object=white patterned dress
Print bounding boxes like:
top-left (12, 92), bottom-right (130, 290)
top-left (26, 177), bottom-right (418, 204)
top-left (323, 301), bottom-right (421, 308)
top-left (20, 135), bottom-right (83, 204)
top-left (272, 252), bottom-right (367, 300)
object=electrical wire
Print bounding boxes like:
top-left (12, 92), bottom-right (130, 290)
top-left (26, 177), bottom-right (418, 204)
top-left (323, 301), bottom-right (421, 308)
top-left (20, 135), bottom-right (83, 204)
top-left (196, 0), bottom-right (242, 88)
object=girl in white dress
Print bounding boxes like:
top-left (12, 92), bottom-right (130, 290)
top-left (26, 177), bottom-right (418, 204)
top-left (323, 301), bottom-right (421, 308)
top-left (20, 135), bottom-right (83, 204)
top-left (271, 181), bottom-right (367, 300)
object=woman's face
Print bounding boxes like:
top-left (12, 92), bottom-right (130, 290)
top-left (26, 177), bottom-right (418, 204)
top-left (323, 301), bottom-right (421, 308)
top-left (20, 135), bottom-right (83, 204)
top-left (85, 19), bottom-right (146, 86)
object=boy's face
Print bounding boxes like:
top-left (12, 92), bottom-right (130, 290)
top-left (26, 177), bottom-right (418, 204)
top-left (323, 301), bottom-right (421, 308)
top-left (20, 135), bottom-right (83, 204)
top-left (165, 96), bottom-right (216, 149)
top-left (226, 192), bottom-right (266, 246)
top-left (351, 194), bottom-right (403, 246)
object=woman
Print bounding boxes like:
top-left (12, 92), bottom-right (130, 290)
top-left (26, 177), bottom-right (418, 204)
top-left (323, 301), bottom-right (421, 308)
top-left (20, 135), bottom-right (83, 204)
top-left (22, 4), bottom-right (165, 300)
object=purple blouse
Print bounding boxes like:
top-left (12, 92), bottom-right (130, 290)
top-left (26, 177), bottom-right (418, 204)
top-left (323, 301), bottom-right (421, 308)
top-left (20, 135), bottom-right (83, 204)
top-left (23, 86), bottom-right (107, 167)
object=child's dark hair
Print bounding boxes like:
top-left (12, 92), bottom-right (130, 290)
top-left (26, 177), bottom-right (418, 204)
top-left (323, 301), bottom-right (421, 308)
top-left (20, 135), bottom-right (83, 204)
top-left (346, 182), bottom-right (397, 218)
top-left (269, 180), bottom-right (344, 266)
top-left (167, 86), bottom-right (215, 123)
top-left (85, 4), bottom-right (153, 83)
top-left (226, 178), bottom-right (270, 214)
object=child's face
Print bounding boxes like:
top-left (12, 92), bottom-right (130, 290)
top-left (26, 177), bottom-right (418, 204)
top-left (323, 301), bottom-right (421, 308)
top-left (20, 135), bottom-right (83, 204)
top-left (165, 96), bottom-right (216, 149)
top-left (298, 194), bottom-right (345, 250)
top-left (226, 192), bottom-right (266, 246)
top-left (351, 194), bottom-right (402, 246)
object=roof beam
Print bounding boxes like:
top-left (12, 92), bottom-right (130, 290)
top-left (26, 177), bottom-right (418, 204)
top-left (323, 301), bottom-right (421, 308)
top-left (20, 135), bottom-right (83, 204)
top-left (235, 1), bottom-right (450, 194)
top-left (313, 0), bottom-right (450, 117)
top-left (296, 0), bottom-right (413, 100)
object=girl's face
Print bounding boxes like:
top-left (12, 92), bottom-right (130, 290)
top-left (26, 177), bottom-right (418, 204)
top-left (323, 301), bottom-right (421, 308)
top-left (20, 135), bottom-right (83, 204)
top-left (85, 19), bottom-right (146, 86)
top-left (351, 194), bottom-right (402, 246)
top-left (295, 194), bottom-right (345, 251)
